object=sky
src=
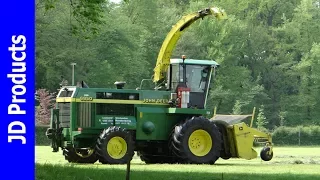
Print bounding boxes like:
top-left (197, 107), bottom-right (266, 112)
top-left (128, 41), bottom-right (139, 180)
top-left (110, 0), bottom-right (121, 3)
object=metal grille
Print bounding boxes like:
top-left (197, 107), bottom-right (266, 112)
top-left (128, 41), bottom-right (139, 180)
top-left (77, 103), bottom-right (92, 127)
top-left (58, 103), bottom-right (71, 127)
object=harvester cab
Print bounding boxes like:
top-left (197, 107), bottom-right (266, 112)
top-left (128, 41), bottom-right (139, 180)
top-left (164, 56), bottom-right (219, 109)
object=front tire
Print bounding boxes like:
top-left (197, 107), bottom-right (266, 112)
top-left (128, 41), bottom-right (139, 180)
top-left (172, 116), bottom-right (222, 164)
top-left (96, 126), bottom-right (134, 164)
top-left (63, 147), bottom-right (98, 164)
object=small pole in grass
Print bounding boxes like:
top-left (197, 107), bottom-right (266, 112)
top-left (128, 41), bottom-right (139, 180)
top-left (126, 159), bottom-right (131, 180)
top-left (126, 133), bottom-right (132, 180)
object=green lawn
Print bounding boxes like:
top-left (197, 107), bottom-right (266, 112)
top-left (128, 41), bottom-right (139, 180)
top-left (36, 146), bottom-right (320, 180)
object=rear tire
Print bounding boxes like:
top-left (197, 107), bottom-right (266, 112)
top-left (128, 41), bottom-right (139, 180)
top-left (171, 116), bottom-right (222, 164)
top-left (63, 147), bottom-right (98, 164)
top-left (96, 126), bottom-right (134, 164)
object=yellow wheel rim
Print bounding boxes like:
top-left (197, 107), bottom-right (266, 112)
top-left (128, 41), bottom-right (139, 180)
top-left (107, 137), bottom-right (127, 159)
top-left (188, 130), bottom-right (212, 157)
top-left (75, 148), bottom-right (94, 158)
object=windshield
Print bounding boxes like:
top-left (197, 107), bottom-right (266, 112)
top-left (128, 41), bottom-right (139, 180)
top-left (171, 64), bottom-right (210, 92)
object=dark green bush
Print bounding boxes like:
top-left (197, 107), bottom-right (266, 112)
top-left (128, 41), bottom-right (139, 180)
top-left (272, 125), bottom-right (320, 145)
top-left (36, 126), bottom-right (51, 146)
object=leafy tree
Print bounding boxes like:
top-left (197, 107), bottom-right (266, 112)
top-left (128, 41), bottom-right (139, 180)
top-left (279, 111), bottom-right (287, 126)
top-left (36, 0), bottom-right (106, 35)
top-left (232, 100), bottom-right (243, 115)
top-left (295, 43), bottom-right (320, 124)
top-left (256, 105), bottom-right (267, 130)
top-left (36, 89), bottom-right (56, 125)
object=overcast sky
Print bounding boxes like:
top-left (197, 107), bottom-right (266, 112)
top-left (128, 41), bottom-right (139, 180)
top-left (110, 0), bottom-right (121, 3)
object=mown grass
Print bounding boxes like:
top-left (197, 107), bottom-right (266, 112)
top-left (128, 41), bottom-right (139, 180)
top-left (36, 163), bottom-right (320, 180)
top-left (36, 146), bottom-right (320, 180)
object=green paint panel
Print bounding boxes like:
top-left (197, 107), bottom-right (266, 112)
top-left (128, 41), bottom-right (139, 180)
top-left (57, 86), bottom-right (213, 146)
top-left (94, 115), bottom-right (136, 129)
top-left (74, 88), bottom-right (142, 98)
top-left (140, 90), bottom-right (171, 99)
top-left (136, 107), bottom-right (179, 140)
top-left (62, 128), bottom-right (71, 141)
top-left (74, 87), bottom-right (172, 101)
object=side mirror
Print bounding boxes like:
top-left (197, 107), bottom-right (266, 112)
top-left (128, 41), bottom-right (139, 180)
top-left (201, 69), bottom-right (208, 81)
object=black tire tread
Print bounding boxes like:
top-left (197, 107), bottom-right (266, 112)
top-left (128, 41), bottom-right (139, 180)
top-left (63, 148), bottom-right (98, 164)
top-left (95, 126), bottom-right (134, 164)
top-left (171, 116), bottom-right (222, 164)
top-left (260, 147), bottom-right (273, 161)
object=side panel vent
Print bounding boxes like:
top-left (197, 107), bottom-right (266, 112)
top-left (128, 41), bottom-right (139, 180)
top-left (58, 103), bottom-right (70, 128)
top-left (78, 103), bottom-right (92, 128)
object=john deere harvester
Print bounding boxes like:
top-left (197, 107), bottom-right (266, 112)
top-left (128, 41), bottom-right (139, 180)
top-left (46, 6), bottom-right (273, 164)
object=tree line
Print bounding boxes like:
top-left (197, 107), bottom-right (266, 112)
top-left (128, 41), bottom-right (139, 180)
top-left (36, 0), bottom-right (320, 129)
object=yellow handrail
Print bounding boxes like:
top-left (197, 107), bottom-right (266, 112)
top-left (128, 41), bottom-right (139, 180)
top-left (250, 107), bottom-right (256, 127)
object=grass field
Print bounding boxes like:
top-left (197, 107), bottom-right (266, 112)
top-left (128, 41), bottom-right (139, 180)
top-left (36, 146), bottom-right (320, 180)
